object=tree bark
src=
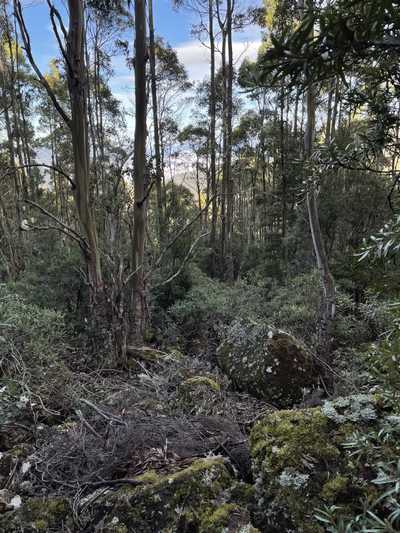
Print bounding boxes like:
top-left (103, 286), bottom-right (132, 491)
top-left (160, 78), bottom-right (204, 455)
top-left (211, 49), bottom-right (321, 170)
top-left (67, 0), bottom-right (103, 300)
top-left (208, 0), bottom-right (218, 274)
top-left (131, 0), bottom-right (148, 342)
top-left (225, 0), bottom-right (234, 281)
top-left (148, 0), bottom-right (164, 245)
top-left (305, 74), bottom-right (336, 360)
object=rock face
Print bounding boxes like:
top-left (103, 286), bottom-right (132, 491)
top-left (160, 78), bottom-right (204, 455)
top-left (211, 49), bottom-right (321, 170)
top-left (249, 395), bottom-right (385, 533)
top-left (217, 320), bottom-right (320, 407)
top-left (0, 458), bottom-right (259, 533)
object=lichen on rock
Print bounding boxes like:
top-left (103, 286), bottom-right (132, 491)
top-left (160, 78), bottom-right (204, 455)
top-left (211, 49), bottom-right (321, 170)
top-left (217, 319), bottom-right (320, 407)
top-left (249, 396), bottom-right (384, 532)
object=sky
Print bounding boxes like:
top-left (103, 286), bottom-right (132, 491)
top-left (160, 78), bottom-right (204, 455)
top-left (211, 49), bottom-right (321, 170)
top-left (17, 0), bottom-right (263, 188)
top-left (20, 0), bottom-right (263, 110)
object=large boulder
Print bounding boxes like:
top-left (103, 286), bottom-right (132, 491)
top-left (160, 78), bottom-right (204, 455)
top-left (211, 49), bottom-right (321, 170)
top-left (217, 320), bottom-right (320, 407)
top-left (249, 394), bottom-right (397, 532)
top-left (0, 458), bottom-right (259, 532)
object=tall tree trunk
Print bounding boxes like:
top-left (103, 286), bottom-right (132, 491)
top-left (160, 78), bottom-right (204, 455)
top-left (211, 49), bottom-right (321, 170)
top-left (208, 0), bottom-right (218, 274)
top-left (305, 74), bottom-right (336, 360)
top-left (131, 0), bottom-right (148, 342)
top-left (225, 0), bottom-right (234, 281)
top-left (280, 84), bottom-right (287, 240)
top-left (67, 0), bottom-right (103, 300)
top-left (148, 0), bottom-right (164, 245)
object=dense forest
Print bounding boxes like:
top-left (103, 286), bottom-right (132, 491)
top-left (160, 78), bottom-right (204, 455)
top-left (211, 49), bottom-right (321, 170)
top-left (1, 0), bottom-right (400, 531)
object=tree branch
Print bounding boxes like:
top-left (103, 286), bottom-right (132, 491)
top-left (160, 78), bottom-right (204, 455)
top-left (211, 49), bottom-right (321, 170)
top-left (153, 231), bottom-right (210, 288)
top-left (146, 193), bottom-right (217, 278)
top-left (24, 199), bottom-right (87, 248)
top-left (1, 164), bottom-right (75, 190)
top-left (14, 0), bottom-right (72, 128)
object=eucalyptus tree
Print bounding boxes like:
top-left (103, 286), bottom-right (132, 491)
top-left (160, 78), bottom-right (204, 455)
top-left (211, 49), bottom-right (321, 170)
top-left (15, 0), bottom-right (105, 309)
top-left (131, 0), bottom-right (148, 342)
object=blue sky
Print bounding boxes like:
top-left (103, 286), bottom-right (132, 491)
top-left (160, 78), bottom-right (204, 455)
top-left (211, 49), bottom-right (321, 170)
top-left (21, 0), bottom-right (194, 68)
top-left (20, 0), bottom-right (262, 132)
top-left (20, 0), bottom-right (262, 76)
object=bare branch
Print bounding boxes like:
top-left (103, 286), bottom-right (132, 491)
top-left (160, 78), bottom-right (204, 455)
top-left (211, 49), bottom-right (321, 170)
top-left (21, 221), bottom-right (84, 247)
top-left (148, 194), bottom-right (217, 278)
top-left (1, 164), bottom-right (75, 190)
top-left (24, 199), bottom-right (87, 248)
top-left (14, 0), bottom-right (71, 128)
top-left (153, 231), bottom-right (210, 288)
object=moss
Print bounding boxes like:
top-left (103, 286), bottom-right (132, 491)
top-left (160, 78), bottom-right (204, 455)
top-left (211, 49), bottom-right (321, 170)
top-left (230, 481), bottom-right (255, 505)
top-left (250, 403), bottom-right (384, 532)
top-left (90, 458), bottom-right (246, 532)
top-left (0, 460), bottom-right (256, 532)
top-left (200, 503), bottom-right (239, 530)
top-left (0, 496), bottom-right (71, 532)
top-left (33, 519), bottom-right (49, 531)
top-left (135, 470), bottom-right (160, 484)
top-left (181, 375), bottom-right (221, 392)
top-left (321, 475), bottom-right (349, 502)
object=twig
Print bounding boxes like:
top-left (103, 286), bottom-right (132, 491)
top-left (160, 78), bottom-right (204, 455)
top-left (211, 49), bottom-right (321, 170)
top-left (76, 409), bottom-right (103, 441)
top-left (82, 477), bottom-right (143, 489)
top-left (24, 200), bottom-right (87, 249)
top-left (146, 195), bottom-right (216, 280)
top-left (79, 398), bottom-right (126, 426)
top-left (153, 232), bottom-right (210, 288)
top-left (1, 163), bottom-right (75, 190)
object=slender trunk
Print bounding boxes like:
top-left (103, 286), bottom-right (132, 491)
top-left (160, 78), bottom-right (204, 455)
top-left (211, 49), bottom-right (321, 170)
top-left (280, 85), bottom-right (287, 239)
top-left (67, 0), bottom-right (103, 299)
top-left (220, 27), bottom-right (227, 265)
top-left (331, 76), bottom-right (340, 140)
top-left (305, 73), bottom-right (335, 360)
top-left (208, 0), bottom-right (218, 274)
top-left (148, 0), bottom-right (164, 245)
top-left (325, 83), bottom-right (334, 144)
top-left (131, 0), bottom-right (148, 342)
top-left (225, 0), bottom-right (234, 280)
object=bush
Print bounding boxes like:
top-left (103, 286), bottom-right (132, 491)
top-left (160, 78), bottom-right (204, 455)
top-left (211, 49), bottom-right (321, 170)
top-left (265, 272), bottom-right (389, 350)
top-left (165, 269), bottom-right (388, 357)
top-left (167, 271), bottom-right (268, 352)
top-left (0, 284), bottom-right (73, 427)
top-left (8, 241), bottom-right (84, 315)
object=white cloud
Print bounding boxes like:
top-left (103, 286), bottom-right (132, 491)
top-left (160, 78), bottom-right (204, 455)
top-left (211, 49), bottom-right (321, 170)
top-left (176, 39), bottom-right (261, 82)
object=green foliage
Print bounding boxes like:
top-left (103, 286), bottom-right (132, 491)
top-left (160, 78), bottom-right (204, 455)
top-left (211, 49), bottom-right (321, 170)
top-left (0, 284), bottom-right (74, 424)
top-left (0, 283), bottom-right (66, 366)
top-left (359, 214), bottom-right (400, 262)
top-left (167, 271), bottom-right (268, 350)
top-left (8, 238), bottom-right (84, 316)
top-left (315, 418), bottom-right (400, 532)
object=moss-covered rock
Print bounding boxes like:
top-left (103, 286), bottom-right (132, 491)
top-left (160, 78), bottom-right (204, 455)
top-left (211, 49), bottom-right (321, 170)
top-left (249, 395), bottom-right (383, 532)
top-left (0, 496), bottom-right (71, 532)
top-left (217, 320), bottom-right (320, 407)
top-left (0, 458), bottom-right (258, 532)
top-left (90, 458), bottom-right (256, 532)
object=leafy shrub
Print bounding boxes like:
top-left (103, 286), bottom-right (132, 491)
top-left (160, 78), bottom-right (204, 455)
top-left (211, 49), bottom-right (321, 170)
top-left (167, 271), bottom-right (268, 352)
top-left (263, 272), bottom-right (388, 350)
top-left (0, 284), bottom-right (73, 421)
top-left (8, 241), bottom-right (84, 315)
top-left (166, 270), bottom-right (388, 355)
top-left (315, 414), bottom-right (400, 532)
